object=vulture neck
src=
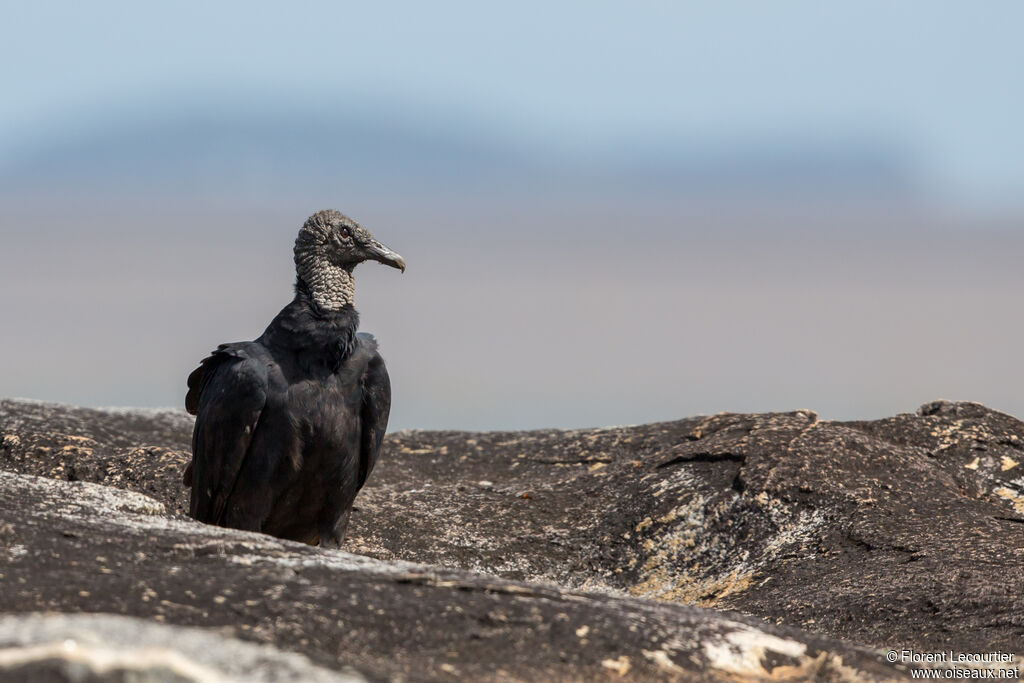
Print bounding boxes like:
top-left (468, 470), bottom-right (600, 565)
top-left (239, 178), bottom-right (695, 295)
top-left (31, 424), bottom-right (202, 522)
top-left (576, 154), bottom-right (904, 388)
top-left (295, 255), bottom-right (355, 312)
top-left (261, 277), bottom-right (360, 373)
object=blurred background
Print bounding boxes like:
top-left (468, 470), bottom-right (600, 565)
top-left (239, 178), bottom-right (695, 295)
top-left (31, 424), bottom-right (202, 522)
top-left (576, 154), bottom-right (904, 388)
top-left (2, 2), bottom-right (1022, 430)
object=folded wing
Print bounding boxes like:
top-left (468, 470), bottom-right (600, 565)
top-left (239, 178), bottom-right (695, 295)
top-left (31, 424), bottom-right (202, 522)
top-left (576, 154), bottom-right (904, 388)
top-left (356, 333), bottom-right (391, 491)
top-left (186, 344), bottom-right (269, 526)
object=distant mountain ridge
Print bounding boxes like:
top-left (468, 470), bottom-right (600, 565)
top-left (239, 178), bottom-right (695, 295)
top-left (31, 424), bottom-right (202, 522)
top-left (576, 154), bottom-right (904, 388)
top-left (0, 97), bottom-right (920, 200)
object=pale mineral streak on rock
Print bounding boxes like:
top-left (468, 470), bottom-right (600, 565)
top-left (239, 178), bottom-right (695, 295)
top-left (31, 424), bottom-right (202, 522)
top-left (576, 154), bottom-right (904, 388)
top-left (993, 487), bottom-right (1024, 514)
top-left (601, 654), bottom-right (631, 675)
top-left (0, 613), bottom-right (364, 682)
top-left (702, 627), bottom-right (807, 677)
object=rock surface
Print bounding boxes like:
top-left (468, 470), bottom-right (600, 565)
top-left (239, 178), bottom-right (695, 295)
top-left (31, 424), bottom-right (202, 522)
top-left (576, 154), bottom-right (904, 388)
top-left (4, 398), bottom-right (1024, 679)
top-left (0, 467), bottom-right (900, 681)
top-left (0, 613), bottom-right (363, 682)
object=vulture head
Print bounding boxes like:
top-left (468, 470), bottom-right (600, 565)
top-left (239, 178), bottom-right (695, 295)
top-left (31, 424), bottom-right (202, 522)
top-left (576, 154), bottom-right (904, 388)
top-left (294, 209), bottom-right (405, 311)
top-left (295, 209), bottom-right (405, 273)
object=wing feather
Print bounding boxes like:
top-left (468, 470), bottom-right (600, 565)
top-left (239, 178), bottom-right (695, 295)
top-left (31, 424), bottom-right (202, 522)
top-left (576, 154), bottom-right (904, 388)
top-left (186, 344), bottom-right (269, 525)
top-left (356, 334), bottom-right (391, 490)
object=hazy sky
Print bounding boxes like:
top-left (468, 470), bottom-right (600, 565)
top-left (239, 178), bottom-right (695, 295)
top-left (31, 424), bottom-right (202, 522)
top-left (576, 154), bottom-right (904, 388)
top-left (2, 4), bottom-right (1023, 429)
top-left (3, 2), bottom-right (1023, 205)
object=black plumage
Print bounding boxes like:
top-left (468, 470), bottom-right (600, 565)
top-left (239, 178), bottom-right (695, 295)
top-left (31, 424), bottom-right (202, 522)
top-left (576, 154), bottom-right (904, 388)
top-left (183, 210), bottom-right (405, 547)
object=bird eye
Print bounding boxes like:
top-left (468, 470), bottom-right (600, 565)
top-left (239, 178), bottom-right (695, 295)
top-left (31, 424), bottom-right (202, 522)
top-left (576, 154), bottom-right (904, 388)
top-left (339, 226), bottom-right (351, 239)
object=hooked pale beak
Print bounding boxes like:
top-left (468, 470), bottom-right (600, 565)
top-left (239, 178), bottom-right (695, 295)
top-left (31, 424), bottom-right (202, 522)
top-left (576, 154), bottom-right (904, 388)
top-left (365, 241), bottom-right (406, 272)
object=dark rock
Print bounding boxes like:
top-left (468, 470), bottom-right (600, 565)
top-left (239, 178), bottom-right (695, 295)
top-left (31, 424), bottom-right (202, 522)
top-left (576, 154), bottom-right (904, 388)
top-left (4, 397), bottom-right (1024, 677)
top-left (0, 400), bottom-right (192, 511)
top-left (0, 468), bottom-right (901, 681)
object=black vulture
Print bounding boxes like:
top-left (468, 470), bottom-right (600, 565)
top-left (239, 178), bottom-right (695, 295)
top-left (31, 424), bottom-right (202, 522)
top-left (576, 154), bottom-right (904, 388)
top-left (183, 209), bottom-right (405, 547)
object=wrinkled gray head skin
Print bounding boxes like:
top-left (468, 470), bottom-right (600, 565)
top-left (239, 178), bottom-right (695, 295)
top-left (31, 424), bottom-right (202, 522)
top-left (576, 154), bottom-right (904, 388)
top-left (294, 209), bottom-right (405, 311)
